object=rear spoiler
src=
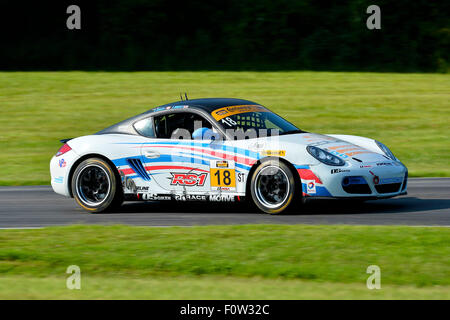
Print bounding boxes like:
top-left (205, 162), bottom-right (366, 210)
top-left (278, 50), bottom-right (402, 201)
top-left (60, 138), bottom-right (73, 143)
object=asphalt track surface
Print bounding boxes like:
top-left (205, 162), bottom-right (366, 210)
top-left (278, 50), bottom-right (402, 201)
top-left (0, 178), bottom-right (449, 228)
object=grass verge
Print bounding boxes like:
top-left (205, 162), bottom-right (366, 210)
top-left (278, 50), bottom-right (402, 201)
top-left (1, 275), bottom-right (449, 300)
top-left (0, 224), bottom-right (448, 299)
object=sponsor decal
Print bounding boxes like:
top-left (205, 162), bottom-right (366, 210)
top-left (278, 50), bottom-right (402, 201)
top-left (209, 194), bottom-right (235, 202)
top-left (261, 150), bottom-right (286, 157)
top-left (59, 159), bottom-right (67, 168)
top-left (216, 160), bottom-right (229, 168)
top-left (175, 194), bottom-right (207, 201)
top-left (360, 165), bottom-right (372, 168)
top-left (139, 193), bottom-right (171, 201)
top-left (215, 110), bottom-right (228, 116)
top-left (153, 105), bottom-right (189, 112)
top-left (119, 170), bottom-right (137, 193)
top-left (171, 105), bottom-right (189, 110)
top-left (331, 168), bottom-right (350, 174)
top-left (305, 180), bottom-right (316, 194)
top-left (213, 187), bottom-right (233, 191)
top-left (376, 162), bottom-right (393, 166)
top-left (136, 186), bottom-right (149, 191)
top-left (170, 173), bottom-right (207, 186)
top-left (53, 176), bottom-right (64, 184)
top-left (211, 105), bottom-right (269, 121)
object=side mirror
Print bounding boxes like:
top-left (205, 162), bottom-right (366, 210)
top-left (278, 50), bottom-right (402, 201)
top-left (192, 127), bottom-right (216, 140)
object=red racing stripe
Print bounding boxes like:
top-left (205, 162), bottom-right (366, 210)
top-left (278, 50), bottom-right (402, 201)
top-left (119, 168), bottom-right (135, 175)
top-left (297, 169), bottom-right (322, 184)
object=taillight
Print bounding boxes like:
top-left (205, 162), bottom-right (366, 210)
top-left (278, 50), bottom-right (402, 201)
top-left (56, 143), bottom-right (72, 157)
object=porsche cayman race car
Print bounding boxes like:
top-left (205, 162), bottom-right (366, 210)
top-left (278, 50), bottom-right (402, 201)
top-left (50, 98), bottom-right (408, 214)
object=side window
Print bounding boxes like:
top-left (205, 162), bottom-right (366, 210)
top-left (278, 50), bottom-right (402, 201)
top-left (133, 117), bottom-right (155, 137)
top-left (153, 112), bottom-right (212, 139)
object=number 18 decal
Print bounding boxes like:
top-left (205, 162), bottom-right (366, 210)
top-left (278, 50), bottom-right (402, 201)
top-left (210, 160), bottom-right (236, 191)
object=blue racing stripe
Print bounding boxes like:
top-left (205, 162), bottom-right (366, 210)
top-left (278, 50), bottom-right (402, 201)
top-left (113, 141), bottom-right (260, 159)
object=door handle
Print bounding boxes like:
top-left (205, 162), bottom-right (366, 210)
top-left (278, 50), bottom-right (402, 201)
top-left (144, 150), bottom-right (160, 159)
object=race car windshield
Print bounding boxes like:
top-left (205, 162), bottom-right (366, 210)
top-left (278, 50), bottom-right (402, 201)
top-left (211, 105), bottom-right (301, 138)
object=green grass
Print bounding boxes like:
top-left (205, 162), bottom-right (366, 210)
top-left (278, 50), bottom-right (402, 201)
top-left (1, 275), bottom-right (449, 300)
top-left (0, 224), bottom-right (449, 299)
top-left (0, 71), bottom-right (449, 185)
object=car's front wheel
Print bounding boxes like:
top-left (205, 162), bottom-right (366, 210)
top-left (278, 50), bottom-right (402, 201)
top-left (71, 158), bottom-right (123, 213)
top-left (250, 160), bottom-right (296, 214)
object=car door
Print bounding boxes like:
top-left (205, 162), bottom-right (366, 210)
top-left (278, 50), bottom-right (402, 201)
top-left (140, 111), bottom-right (214, 196)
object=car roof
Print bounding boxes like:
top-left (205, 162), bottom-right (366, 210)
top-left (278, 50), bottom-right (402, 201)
top-left (144, 98), bottom-right (260, 114)
top-left (96, 98), bottom-right (261, 135)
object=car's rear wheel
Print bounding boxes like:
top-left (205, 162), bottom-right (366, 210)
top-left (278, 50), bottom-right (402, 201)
top-left (72, 158), bottom-right (123, 213)
top-left (250, 160), bottom-right (296, 214)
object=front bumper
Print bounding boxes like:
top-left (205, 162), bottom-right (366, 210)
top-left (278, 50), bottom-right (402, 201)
top-left (300, 161), bottom-right (408, 199)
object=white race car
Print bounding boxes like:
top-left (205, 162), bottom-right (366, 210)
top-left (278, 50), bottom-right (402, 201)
top-left (50, 98), bottom-right (408, 214)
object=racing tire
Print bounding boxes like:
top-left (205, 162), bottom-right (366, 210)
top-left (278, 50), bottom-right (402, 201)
top-left (71, 158), bottom-right (123, 213)
top-left (250, 160), bottom-right (296, 214)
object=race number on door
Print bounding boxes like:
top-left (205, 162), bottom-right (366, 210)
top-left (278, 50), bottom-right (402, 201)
top-left (210, 160), bottom-right (236, 191)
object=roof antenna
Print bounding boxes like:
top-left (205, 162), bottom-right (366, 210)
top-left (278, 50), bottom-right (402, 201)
top-left (180, 93), bottom-right (183, 101)
top-left (185, 92), bottom-right (189, 100)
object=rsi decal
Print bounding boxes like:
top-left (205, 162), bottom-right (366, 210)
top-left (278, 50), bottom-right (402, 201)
top-left (170, 173), bottom-right (207, 186)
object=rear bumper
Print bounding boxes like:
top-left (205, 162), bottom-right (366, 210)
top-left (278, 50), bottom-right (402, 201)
top-left (50, 150), bottom-right (79, 197)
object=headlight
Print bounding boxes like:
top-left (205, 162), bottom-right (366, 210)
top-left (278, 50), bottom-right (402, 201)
top-left (307, 146), bottom-right (346, 166)
top-left (375, 141), bottom-right (397, 160)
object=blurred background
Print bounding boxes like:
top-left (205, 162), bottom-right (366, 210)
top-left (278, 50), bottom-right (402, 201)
top-left (1, 0), bottom-right (449, 72)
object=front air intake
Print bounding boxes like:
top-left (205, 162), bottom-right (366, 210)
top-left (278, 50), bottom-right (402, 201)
top-left (375, 183), bottom-right (402, 194)
top-left (126, 158), bottom-right (151, 181)
top-left (342, 176), bottom-right (372, 194)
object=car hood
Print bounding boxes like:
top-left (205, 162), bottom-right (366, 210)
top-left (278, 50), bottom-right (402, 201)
top-left (262, 133), bottom-right (389, 163)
